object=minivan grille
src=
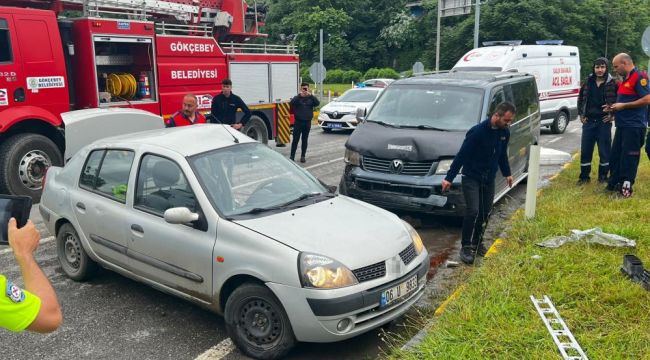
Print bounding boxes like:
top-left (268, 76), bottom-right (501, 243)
top-left (362, 156), bottom-right (434, 176)
top-left (352, 261), bottom-right (386, 283)
top-left (399, 243), bottom-right (417, 265)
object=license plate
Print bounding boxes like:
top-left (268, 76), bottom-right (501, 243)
top-left (328, 123), bottom-right (343, 128)
top-left (380, 275), bottom-right (418, 308)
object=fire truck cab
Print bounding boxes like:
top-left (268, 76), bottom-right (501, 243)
top-left (0, 0), bottom-right (299, 201)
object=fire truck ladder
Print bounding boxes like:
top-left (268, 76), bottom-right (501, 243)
top-left (60, 0), bottom-right (200, 22)
top-left (530, 295), bottom-right (589, 360)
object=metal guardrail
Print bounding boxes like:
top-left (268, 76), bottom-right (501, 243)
top-left (156, 23), bottom-right (213, 37)
top-left (220, 42), bottom-right (297, 55)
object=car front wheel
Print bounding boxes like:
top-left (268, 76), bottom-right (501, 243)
top-left (57, 223), bottom-right (98, 281)
top-left (224, 283), bottom-right (296, 360)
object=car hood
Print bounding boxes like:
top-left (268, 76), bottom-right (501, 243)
top-left (346, 121), bottom-right (466, 161)
top-left (321, 101), bottom-right (373, 114)
top-left (233, 196), bottom-right (412, 269)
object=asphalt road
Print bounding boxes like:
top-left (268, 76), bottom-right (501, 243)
top-left (0, 120), bottom-right (583, 360)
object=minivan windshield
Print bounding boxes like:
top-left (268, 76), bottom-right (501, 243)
top-left (337, 89), bottom-right (380, 103)
top-left (191, 143), bottom-right (328, 218)
top-left (366, 85), bottom-right (484, 131)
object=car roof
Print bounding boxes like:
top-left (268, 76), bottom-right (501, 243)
top-left (395, 71), bottom-right (533, 88)
top-left (89, 124), bottom-right (255, 156)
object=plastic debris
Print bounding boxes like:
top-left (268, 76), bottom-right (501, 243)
top-left (537, 228), bottom-right (636, 248)
top-left (531, 255), bottom-right (542, 260)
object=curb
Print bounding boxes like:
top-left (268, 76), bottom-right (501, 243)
top-left (400, 152), bottom-right (579, 352)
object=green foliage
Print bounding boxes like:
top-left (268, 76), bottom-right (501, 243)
top-left (363, 68), bottom-right (380, 80)
top-left (342, 70), bottom-right (363, 83)
top-left (377, 68), bottom-right (400, 79)
top-left (324, 69), bottom-right (345, 83)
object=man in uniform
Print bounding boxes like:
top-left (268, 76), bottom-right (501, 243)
top-left (289, 83), bottom-right (320, 163)
top-left (605, 53), bottom-right (650, 198)
top-left (441, 102), bottom-right (515, 265)
top-left (210, 79), bottom-right (251, 130)
top-left (577, 57), bottom-right (618, 184)
top-left (165, 94), bottom-right (206, 127)
top-left (1, 218), bottom-right (62, 333)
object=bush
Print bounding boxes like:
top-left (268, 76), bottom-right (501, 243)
top-left (377, 68), bottom-right (400, 79)
top-left (325, 69), bottom-right (345, 84)
top-left (342, 70), bottom-right (363, 84)
top-left (363, 68), bottom-right (380, 80)
top-left (300, 67), bottom-right (312, 83)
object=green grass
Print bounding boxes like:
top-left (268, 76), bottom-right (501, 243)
top-left (308, 83), bottom-right (355, 97)
top-left (393, 155), bottom-right (650, 359)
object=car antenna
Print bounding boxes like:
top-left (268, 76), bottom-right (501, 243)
top-left (217, 121), bottom-right (240, 143)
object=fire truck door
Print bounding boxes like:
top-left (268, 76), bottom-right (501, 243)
top-left (12, 12), bottom-right (68, 112)
top-left (0, 16), bottom-right (25, 111)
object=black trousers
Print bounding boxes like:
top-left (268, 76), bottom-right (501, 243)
top-left (646, 130), bottom-right (650, 161)
top-left (461, 176), bottom-right (495, 249)
top-left (579, 119), bottom-right (612, 180)
top-left (291, 120), bottom-right (311, 158)
top-left (608, 127), bottom-right (646, 188)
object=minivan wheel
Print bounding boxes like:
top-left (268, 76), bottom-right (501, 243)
top-left (551, 111), bottom-right (569, 134)
top-left (224, 283), bottom-right (296, 360)
top-left (56, 223), bottom-right (98, 281)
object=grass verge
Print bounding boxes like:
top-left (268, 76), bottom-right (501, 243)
top-left (392, 155), bottom-right (650, 359)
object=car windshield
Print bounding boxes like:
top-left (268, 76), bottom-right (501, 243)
top-left (366, 85), bottom-right (484, 131)
top-left (190, 143), bottom-right (328, 217)
top-left (337, 89), bottom-right (380, 102)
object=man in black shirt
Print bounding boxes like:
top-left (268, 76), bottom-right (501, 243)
top-left (210, 78), bottom-right (251, 130)
top-left (577, 57), bottom-right (618, 184)
top-left (289, 83), bottom-right (320, 163)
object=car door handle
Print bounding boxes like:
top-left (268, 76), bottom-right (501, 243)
top-left (76, 202), bottom-right (86, 210)
top-left (131, 224), bottom-right (144, 233)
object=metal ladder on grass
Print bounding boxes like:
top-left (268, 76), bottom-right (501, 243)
top-left (530, 295), bottom-right (589, 360)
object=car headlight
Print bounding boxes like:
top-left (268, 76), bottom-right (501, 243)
top-left (435, 159), bottom-right (454, 175)
top-left (344, 149), bottom-right (361, 166)
top-left (402, 220), bottom-right (425, 255)
top-left (318, 112), bottom-right (328, 120)
top-left (299, 253), bottom-right (359, 289)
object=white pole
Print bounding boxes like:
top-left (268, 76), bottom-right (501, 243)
top-left (525, 145), bottom-right (541, 219)
top-left (473, 0), bottom-right (480, 49)
top-left (436, 0), bottom-right (441, 72)
top-left (328, 90), bottom-right (331, 103)
top-left (319, 29), bottom-right (324, 100)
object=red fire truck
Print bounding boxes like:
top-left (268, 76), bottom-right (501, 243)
top-left (0, 0), bottom-right (299, 200)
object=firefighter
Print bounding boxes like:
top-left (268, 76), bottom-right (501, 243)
top-left (441, 102), bottom-right (515, 265)
top-left (209, 79), bottom-right (251, 130)
top-left (1, 218), bottom-right (62, 333)
top-left (289, 83), bottom-right (320, 163)
top-left (165, 94), bottom-right (206, 127)
top-left (604, 53), bottom-right (650, 198)
top-left (577, 57), bottom-right (618, 184)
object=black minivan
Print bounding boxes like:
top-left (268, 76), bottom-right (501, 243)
top-left (339, 71), bottom-right (541, 216)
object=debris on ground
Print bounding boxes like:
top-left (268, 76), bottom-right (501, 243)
top-left (537, 228), bottom-right (636, 248)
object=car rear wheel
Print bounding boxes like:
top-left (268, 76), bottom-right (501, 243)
top-left (57, 223), bottom-right (98, 281)
top-left (551, 110), bottom-right (569, 134)
top-left (224, 283), bottom-right (296, 360)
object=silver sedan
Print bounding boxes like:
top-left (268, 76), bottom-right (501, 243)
top-left (40, 124), bottom-right (429, 360)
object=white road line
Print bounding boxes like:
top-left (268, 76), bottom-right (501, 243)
top-left (570, 127), bottom-right (580, 133)
top-left (547, 137), bottom-right (561, 144)
top-left (194, 338), bottom-right (235, 360)
top-left (305, 156), bottom-right (344, 170)
top-left (0, 236), bottom-right (55, 255)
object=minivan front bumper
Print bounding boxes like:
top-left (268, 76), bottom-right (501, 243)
top-left (339, 165), bottom-right (466, 216)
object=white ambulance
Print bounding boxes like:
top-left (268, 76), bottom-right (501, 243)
top-left (453, 40), bottom-right (580, 134)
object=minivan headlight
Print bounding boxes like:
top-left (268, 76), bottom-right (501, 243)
top-left (435, 159), bottom-right (454, 175)
top-left (344, 149), bottom-right (361, 166)
top-left (299, 253), bottom-right (359, 289)
top-left (402, 220), bottom-right (425, 255)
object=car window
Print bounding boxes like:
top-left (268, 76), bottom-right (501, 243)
top-left (0, 19), bottom-right (12, 63)
top-left (135, 155), bottom-right (198, 216)
top-left (337, 89), bottom-right (380, 102)
top-left (510, 80), bottom-right (538, 120)
top-left (191, 143), bottom-right (326, 217)
top-left (79, 149), bottom-right (134, 203)
top-left (488, 87), bottom-right (505, 115)
top-left (79, 150), bottom-right (105, 189)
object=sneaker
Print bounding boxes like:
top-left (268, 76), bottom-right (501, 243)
top-left (459, 247), bottom-right (476, 265)
top-left (620, 181), bottom-right (633, 198)
top-left (300, 156), bottom-right (306, 163)
top-left (289, 156), bottom-right (295, 161)
top-left (577, 178), bottom-right (590, 185)
top-left (476, 243), bottom-right (488, 257)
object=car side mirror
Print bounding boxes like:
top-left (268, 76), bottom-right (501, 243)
top-left (164, 207), bottom-right (200, 224)
top-left (355, 107), bottom-right (366, 122)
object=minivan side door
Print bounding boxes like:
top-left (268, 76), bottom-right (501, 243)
top-left (504, 81), bottom-right (534, 177)
top-left (487, 86), bottom-right (508, 193)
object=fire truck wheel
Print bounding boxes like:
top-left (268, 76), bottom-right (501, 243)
top-left (0, 133), bottom-right (63, 202)
top-left (243, 116), bottom-right (269, 145)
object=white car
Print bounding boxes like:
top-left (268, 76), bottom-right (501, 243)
top-left (318, 87), bottom-right (383, 132)
top-left (39, 124), bottom-right (429, 360)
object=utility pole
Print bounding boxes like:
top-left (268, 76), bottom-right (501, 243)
top-left (436, 0), bottom-right (441, 72)
top-left (319, 28), bottom-right (324, 100)
top-left (473, 0), bottom-right (480, 48)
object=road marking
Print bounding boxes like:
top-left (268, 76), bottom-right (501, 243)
top-left (194, 338), bottom-right (235, 360)
top-left (570, 127), bottom-right (580, 133)
top-left (0, 236), bottom-right (55, 255)
top-left (304, 156), bottom-right (344, 170)
top-left (547, 137), bottom-right (561, 144)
